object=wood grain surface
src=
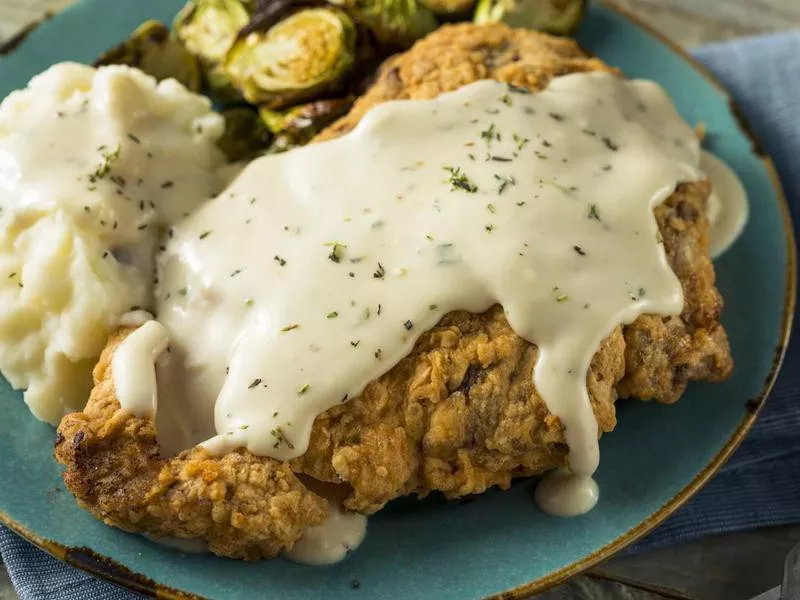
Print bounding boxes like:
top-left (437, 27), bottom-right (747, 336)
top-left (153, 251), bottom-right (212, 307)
top-left (0, 1), bottom-right (799, 599)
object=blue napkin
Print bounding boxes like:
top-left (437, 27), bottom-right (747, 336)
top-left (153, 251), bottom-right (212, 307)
top-left (2, 31), bottom-right (799, 600)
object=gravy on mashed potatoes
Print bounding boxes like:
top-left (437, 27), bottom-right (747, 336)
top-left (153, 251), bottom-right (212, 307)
top-left (0, 63), bottom-right (226, 422)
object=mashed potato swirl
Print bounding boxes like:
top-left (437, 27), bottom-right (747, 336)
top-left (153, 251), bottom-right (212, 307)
top-left (0, 63), bottom-right (226, 422)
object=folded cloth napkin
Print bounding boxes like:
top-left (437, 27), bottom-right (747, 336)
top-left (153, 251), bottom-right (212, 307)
top-left (1, 29), bottom-right (799, 600)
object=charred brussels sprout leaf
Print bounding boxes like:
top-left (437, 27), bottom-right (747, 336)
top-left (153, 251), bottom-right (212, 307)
top-left (217, 108), bottom-right (273, 161)
top-left (260, 97), bottom-right (354, 151)
top-left (94, 20), bottom-right (202, 91)
top-left (327, 0), bottom-right (438, 48)
top-left (474, 0), bottom-right (586, 35)
top-left (225, 8), bottom-right (357, 109)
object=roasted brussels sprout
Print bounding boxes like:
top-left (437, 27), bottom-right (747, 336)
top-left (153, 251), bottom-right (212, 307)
top-left (174, 0), bottom-right (251, 100)
top-left (174, 0), bottom-right (250, 64)
top-left (217, 107), bottom-right (273, 161)
top-left (327, 0), bottom-right (437, 48)
top-left (260, 97), bottom-right (354, 150)
top-left (474, 0), bottom-right (586, 35)
top-left (225, 8), bottom-right (357, 108)
top-left (94, 21), bottom-right (202, 91)
top-left (419, 0), bottom-right (476, 18)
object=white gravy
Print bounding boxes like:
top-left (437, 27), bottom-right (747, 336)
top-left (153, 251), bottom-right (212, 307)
top-left (152, 72), bottom-right (698, 478)
top-left (112, 320), bottom-right (169, 417)
top-left (701, 150), bottom-right (749, 258)
top-left (534, 469), bottom-right (599, 517)
top-left (285, 503), bottom-right (367, 565)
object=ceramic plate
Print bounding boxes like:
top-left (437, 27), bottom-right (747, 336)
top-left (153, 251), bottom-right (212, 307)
top-left (0, 1), bottom-right (794, 598)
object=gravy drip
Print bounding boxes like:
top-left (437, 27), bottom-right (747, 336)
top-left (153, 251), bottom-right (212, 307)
top-left (701, 150), bottom-right (748, 258)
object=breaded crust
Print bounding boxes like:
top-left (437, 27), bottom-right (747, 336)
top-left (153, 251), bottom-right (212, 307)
top-left (55, 330), bottom-right (328, 561)
top-left (55, 23), bottom-right (732, 557)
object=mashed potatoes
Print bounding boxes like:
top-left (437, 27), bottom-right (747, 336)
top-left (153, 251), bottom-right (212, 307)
top-left (0, 63), bottom-right (226, 423)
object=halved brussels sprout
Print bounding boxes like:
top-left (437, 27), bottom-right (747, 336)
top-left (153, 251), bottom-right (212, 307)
top-left (260, 97), bottom-right (353, 150)
top-left (327, 0), bottom-right (437, 48)
top-left (474, 0), bottom-right (586, 35)
top-left (174, 1), bottom-right (253, 102)
top-left (94, 20), bottom-right (202, 91)
top-left (174, 0), bottom-right (250, 64)
top-left (217, 107), bottom-right (273, 161)
top-left (225, 8), bottom-right (357, 109)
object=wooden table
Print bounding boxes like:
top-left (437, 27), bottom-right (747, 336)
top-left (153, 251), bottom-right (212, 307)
top-left (1, 1), bottom-right (799, 599)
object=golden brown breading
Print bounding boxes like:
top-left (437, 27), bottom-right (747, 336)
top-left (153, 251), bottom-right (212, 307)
top-left (315, 23), bottom-right (615, 142)
top-left (55, 23), bottom-right (732, 555)
top-left (54, 329), bottom-right (328, 561)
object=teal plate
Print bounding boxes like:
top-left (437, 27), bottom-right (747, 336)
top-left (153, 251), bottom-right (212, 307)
top-left (0, 1), bottom-right (795, 598)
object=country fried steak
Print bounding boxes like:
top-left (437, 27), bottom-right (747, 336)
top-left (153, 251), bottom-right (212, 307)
top-left (55, 23), bottom-right (733, 560)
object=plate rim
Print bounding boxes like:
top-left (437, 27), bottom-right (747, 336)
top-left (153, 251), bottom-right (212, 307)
top-left (0, 1), bottom-right (795, 598)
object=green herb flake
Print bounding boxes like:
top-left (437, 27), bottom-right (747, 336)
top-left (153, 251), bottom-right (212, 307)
top-left (199, 229), bottom-right (212, 240)
top-left (248, 378), bottom-right (262, 389)
top-left (281, 324), bottom-right (300, 332)
top-left (494, 174), bottom-right (516, 195)
top-left (507, 83), bottom-right (530, 95)
top-left (588, 204), bottom-right (601, 221)
top-left (327, 311), bottom-right (339, 319)
top-left (89, 144), bottom-right (121, 182)
top-left (273, 255), bottom-right (286, 266)
top-left (327, 242), bottom-right (347, 263)
top-left (480, 123), bottom-right (499, 145)
top-left (556, 294), bottom-right (569, 302)
top-left (443, 165), bottom-right (478, 193)
top-left (373, 262), bottom-right (386, 279)
top-left (602, 137), bottom-right (619, 151)
top-left (297, 383), bottom-right (310, 395)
